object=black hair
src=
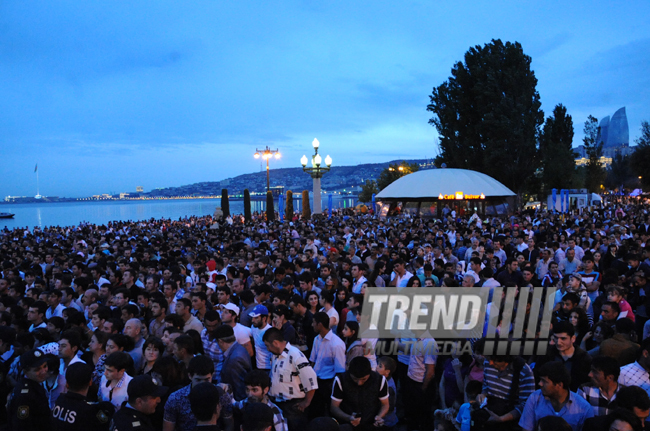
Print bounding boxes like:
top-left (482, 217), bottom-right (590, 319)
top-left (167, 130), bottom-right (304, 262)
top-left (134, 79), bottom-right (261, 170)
top-left (244, 369), bottom-right (271, 389)
top-left (348, 356), bottom-right (371, 378)
top-left (173, 334), bottom-right (195, 356)
top-left (187, 354), bottom-right (214, 377)
top-left (313, 311), bottom-right (330, 329)
top-left (262, 327), bottom-right (284, 344)
top-left (104, 351), bottom-right (133, 372)
top-left (537, 361), bottom-right (571, 390)
top-left (142, 336), bottom-right (165, 356)
top-left (66, 362), bottom-right (94, 391)
top-left (189, 382), bottom-right (224, 422)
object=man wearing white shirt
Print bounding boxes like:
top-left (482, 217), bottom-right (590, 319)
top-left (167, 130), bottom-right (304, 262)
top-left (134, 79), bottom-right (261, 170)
top-left (390, 259), bottom-right (414, 288)
top-left (351, 264), bottom-right (368, 294)
top-left (49, 330), bottom-right (86, 408)
top-left (221, 303), bottom-right (254, 358)
top-left (249, 305), bottom-right (273, 371)
top-left (46, 290), bottom-right (66, 319)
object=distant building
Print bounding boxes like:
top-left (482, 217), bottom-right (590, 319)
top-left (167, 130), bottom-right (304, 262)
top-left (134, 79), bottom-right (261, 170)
top-left (574, 107), bottom-right (634, 167)
top-left (136, 186), bottom-right (144, 193)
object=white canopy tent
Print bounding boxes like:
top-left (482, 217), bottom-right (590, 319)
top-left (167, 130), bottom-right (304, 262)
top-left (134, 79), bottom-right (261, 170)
top-left (375, 168), bottom-right (516, 217)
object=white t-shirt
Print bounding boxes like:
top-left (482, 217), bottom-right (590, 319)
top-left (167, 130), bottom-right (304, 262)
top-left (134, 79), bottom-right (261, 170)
top-left (251, 324), bottom-right (272, 369)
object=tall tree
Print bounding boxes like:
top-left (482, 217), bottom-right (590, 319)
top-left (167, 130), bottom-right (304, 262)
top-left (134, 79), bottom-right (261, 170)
top-left (358, 180), bottom-right (379, 203)
top-left (243, 189), bottom-right (251, 222)
top-left (285, 191), bottom-right (294, 221)
top-left (376, 162), bottom-right (419, 191)
top-left (427, 39), bottom-right (544, 201)
top-left (302, 190), bottom-right (311, 219)
top-left (605, 154), bottom-right (634, 190)
top-left (630, 121), bottom-right (650, 189)
top-left (583, 115), bottom-right (605, 193)
top-left (540, 104), bottom-right (576, 191)
top-left (221, 189), bottom-right (230, 220)
top-left (266, 191), bottom-right (275, 221)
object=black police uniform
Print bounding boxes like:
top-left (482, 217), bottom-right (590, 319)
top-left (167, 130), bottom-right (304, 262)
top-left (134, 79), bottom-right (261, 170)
top-left (109, 405), bottom-right (154, 431)
top-left (52, 392), bottom-right (115, 431)
top-left (7, 376), bottom-right (52, 431)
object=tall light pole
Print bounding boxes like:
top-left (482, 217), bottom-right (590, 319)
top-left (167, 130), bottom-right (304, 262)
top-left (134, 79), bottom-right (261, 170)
top-left (254, 146), bottom-right (281, 193)
top-left (300, 138), bottom-right (332, 215)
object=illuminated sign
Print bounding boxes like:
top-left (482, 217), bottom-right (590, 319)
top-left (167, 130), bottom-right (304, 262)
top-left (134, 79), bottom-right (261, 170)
top-left (438, 192), bottom-right (486, 200)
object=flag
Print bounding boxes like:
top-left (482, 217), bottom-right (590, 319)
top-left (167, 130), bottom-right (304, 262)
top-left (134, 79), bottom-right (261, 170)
top-left (34, 164), bottom-right (38, 173)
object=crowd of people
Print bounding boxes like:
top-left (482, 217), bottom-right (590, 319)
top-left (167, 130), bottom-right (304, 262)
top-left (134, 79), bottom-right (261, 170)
top-left (1, 200), bottom-right (650, 431)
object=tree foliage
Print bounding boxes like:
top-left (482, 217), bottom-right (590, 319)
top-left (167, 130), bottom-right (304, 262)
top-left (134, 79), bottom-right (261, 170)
top-left (583, 115), bottom-right (605, 193)
top-left (302, 190), bottom-right (311, 219)
top-left (221, 189), bottom-right (230, 219)
top-left (630, 121), bottom-right (650, 189)
top-left (540, 104), bottom-right (575, 191)
top-left (243, 189), bottom-right (251, 222)
top-left (605, 154), bottom-right (635, 190)
top-left (377, 162), bottom-right (419, 191)
top-left (358, 180), bottom-right (379, 203)
top-left (285, 190), bottom-right (294, 221)
top-left (427, 39), bottom-right (544, 197)
top-left (266, 191), bottom-right (275, 221)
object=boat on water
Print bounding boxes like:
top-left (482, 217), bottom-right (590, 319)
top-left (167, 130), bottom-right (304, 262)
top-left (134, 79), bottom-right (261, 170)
top-left (0, 213), bottom-right (15, 219)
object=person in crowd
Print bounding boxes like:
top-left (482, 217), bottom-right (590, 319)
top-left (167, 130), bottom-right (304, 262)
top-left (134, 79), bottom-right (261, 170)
top-left (214, 324), bottom-right (252, 401)
top-left (263, 327), bottom-right (318, 431)
top-left (577, 355), bottom-right (622, 417)
top-left (141, 336), bottom-right (164, 375)
top-left (272, 304), bottom-right (297, 346)
top-left (110, 374), bottom-right (167, 431)
top-left (250, 305), bottom-right (273, 372)
top-left (8, 349), bottom-right (52, 431)
top-left (188, 382), bottom-right (226, 431)
top-left (619, 338), bottom-right (650, 394)
top-left (232, 370), bottom-right (288, 431)
top-left (309, 311), bottom-right (346, 418)
top-left (330, 357), bottom-right (390, 431)
top-left (475, 349), bottom-right (535, 431)
top-left (163, 355), bottom-right (234, 431)
top-left (51, 362), bottom-right (115, 431)
top-left (535, 321), bottom-right (592, 392)
top-left (99, 351), bottom-right (134, 410)
top-left (519, 362), bottom-right (593, 431)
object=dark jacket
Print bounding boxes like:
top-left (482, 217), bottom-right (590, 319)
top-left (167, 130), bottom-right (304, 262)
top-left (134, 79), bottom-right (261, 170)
top-left (8, 376), bottom-right (52, 431)
top-left (535, 345), bottom-right (592, 392)
top-left (52, 392), bottom-right (114, 431)
top-left (220, 342), bottom-right (252, 401)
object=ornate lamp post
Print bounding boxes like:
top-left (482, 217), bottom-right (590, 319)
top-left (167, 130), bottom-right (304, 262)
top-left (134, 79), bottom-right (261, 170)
top-left (300, 138), bottom-right (332, 215)
top-left (254, 146), bottom-right (281, 193)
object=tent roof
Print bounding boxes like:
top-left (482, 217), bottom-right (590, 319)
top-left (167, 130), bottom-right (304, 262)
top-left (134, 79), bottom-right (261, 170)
top-left (375, 168), bottom-right (515, 199)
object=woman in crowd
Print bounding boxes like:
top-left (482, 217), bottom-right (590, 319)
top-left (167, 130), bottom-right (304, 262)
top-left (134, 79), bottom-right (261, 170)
top-left (140, 336), bottom-right (165, 375)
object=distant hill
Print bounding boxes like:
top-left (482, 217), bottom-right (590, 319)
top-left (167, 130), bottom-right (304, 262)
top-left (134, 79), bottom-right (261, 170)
top-left (143, 159), bottom-right (435, 197)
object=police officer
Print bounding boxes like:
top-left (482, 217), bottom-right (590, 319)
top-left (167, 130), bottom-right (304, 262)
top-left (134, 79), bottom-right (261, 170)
top-left (7, 349), bottom-right (52, 431)
top-left (52, 362), bottom-right (115, 431)
top-left (110, 374), bottom-right (167, 431)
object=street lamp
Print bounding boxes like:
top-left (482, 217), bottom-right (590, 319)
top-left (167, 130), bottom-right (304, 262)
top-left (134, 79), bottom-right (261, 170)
top-left (254, 146), bottom-right (280, 192)
top-left (301, 138), bottom-right (332, 215)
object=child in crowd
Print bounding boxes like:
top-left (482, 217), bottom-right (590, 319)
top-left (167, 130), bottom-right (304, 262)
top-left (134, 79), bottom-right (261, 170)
top-left (454, 380), bottom-right (483, 431)
top-left (376, 356), bottom-right (398, 430)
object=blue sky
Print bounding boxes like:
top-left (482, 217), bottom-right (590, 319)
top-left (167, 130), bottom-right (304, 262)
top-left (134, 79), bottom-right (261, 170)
top-left (1, 1), bottom-right (649, 198)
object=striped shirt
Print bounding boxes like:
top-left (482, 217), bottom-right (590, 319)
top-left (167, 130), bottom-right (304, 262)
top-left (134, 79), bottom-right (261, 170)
top-left (201, 328), bottom-right (224, 381)
top-left (482, 360), bottom-right (535, 417)
top-left (576, 383), bottom-right (621, 416)
top-left (233, 398), bottom-right (288, 431)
